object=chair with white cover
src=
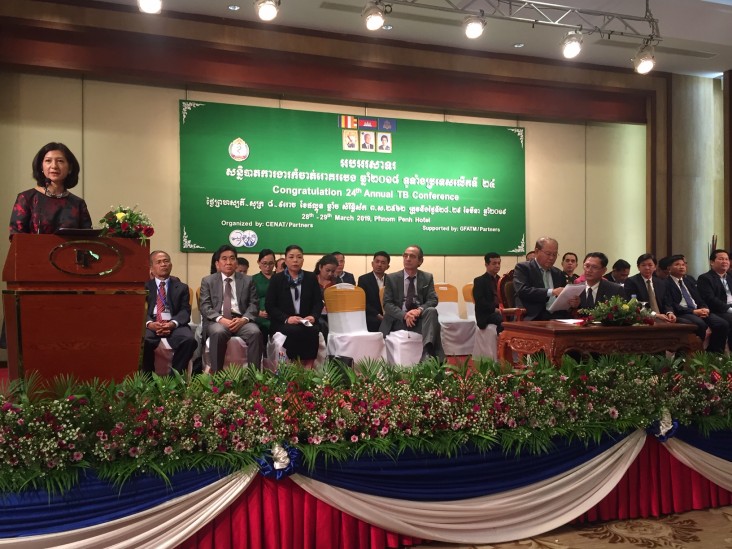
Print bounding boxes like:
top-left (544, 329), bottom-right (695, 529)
top-left (384, 329), bottom-right (423, 367)
top-left (203, 336), bottom-right (248, 372)
top-left (462, 283), bottom-right (498, 361)
top-left (435, 283), bottom-right (476, 356)
top-left (324, 284), bottom-right (386, 363)
top-left (266, 331), bottom-right (327, 370)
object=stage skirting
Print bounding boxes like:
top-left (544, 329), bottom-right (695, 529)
top-left (1, 428), bottom-right (730, 549)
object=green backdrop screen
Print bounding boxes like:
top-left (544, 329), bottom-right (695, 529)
top-left (180, 101), bottom-right (526, 255)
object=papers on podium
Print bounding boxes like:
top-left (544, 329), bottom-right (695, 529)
top-left (548, 284), bottom-right (585, 312)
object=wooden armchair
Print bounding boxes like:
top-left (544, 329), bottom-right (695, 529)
top-left (497, 269), bottom-right (526, 321)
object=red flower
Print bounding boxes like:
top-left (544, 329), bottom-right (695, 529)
top-left (121, 222), bottom-right (130, 231)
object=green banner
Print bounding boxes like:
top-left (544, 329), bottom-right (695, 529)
top-left (180, 101), bottom-right (526, 255)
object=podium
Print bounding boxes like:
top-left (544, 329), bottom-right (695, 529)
top-left (2, 234), bottom-right (149, 382)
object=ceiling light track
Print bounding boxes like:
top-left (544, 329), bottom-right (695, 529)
top-left (378, 0), bottom-right (661, 73)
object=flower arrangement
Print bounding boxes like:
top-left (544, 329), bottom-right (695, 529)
top-left (99, 205), bottom-right (154, 243)
top-left (578, 295), bottom-right (654, 326)
top-left (1, 354), bottom-right (731, 495)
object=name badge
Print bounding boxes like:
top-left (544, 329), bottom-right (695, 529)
top-left (161, 310), bottom-right (172, 321)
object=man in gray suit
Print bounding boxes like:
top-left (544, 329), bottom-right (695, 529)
top-left (199, 244), bottom-right (262, 372)
top-left (380, 245), bottom-right (444, 361)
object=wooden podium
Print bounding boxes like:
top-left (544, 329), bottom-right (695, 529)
top-left (2, 234), bottom-right (149, 382)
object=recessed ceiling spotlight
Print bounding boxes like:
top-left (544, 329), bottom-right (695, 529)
top-left (228, 5), bottom-right (241, 11)
top-left (382, 24), bottom-right (393, 31)
top-left (513, 43), bottom-right (525, 48)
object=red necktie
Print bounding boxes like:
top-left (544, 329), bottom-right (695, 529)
top-left (156, 281), bottom-right (166, 322)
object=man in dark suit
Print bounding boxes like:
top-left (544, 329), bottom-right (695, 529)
top-left (603, 258), bottom-right (631, 285)
top-left (623, 253), bottom-right (677, 322)
top-left (666, 254), bottom-right (728, 352)
top-left (473, 252), bottom-right (503, 332)
top-left (380, 245), bottom-right (444, 361)
top-left (514, 237), bottom-right (579, 320)
top-left (696, 249), bottom-right (732, 350)
top-left (142, 250), bottom-right (197, 375)
top-left (357, 251), bottom-right (390, 332)
top-left (332, 251), bottom-right (356, 285)
top-left (577, 252), bottom-right (624, 309)
top-left (200, 245), bottom-right (262, 371)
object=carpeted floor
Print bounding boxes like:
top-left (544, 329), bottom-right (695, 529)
top-left (413, 506), bottom-right (732, 548)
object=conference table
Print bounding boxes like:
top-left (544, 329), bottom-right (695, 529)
top-left (498, 320), bottom-right (702, 365)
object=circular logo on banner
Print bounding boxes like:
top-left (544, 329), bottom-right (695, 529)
top-left (229, 229), bottom-right (258, 248)
top-left (228, 138), bottom-right (250, 162)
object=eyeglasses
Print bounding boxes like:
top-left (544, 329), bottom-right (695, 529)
top-left (539, 250), bottom-right (558, 258)
top-left (260, 261), bottom-right (275, 266)
top-left (583, 263), bottom-right (603, 271)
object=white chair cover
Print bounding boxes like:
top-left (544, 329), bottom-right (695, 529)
top-left (384, 330), bottom-right (423, 367)
top-left (324, 285), bottom-right (386, 364)
top-left (203, 336), bottom-right (248, 369)
top-left (267, 332), bottom-right (327, 368)
top-left (473, 324), bottom-right (498, 361)
top-left (465, 301), bottom-right (476, 320)
top-left (435, 283), bottom-right (476, 356)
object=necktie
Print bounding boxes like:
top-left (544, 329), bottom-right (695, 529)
top-left (156, 281), bottom-right (166, 322)
top-left (586, 287), bottom-right (594, 307)
top-left (543, 270), bottom-right (556, 309)
top-left (406, 276), bottom-right (416, 310)
top-left (679, 279), bottom-right (696, 309)
top-left (646, 279), bottom-right (660, 313)
top-left (223, 277), bottom-right (233, 319)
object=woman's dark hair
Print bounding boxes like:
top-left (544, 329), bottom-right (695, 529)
top-left (314, 254), bottom-right (338, 275)
top-left (32, 142), bottom-right (81, 189)
top-left (258, 248), bottom-right (276, 262)
top-left (285, 244), bottom-right (303, 255)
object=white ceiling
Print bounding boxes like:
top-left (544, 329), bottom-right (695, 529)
top-left (98, 0), bottom-right (732, 77)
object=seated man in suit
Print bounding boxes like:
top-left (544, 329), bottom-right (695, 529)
top-left (142, 250), bottom-right (197, 375)
top-left (666, 254), bottom-right (728, 353)
top-left (623, 253), bottom-right (677, 322)
top-left (380, 245), bottom-right (444, 361)
top-left (357, 250), bottom-right (390, 332)
top-left (577, 252), bottom-right (624, 309)
top-left (696, 249), bottom-right (732, 351)
top-left (514, 237), bottom-right (579, 320)
top-left (473, 252), bottom-right (503, 333)
top-left (200, 245), bottom-right (263, 372)
top-left (332, 251), bottom-right (356, 284)
top-left (604, 259), bottom-right (631, 285)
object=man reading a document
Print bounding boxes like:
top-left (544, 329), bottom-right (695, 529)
top-left (514, 237), bottom-right (580, 320)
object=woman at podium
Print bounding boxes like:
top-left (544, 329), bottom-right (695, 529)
top-left (8, 142), bottom-right (92, 237)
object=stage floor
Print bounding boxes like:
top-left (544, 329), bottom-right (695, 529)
top-left (414, 505), bottom-right (732, 548)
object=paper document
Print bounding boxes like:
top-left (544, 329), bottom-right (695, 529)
top-left (548, 284), bottom-right (585, 312)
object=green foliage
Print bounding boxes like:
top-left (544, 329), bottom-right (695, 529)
top-left (1, 355), bottom-right (731, 495)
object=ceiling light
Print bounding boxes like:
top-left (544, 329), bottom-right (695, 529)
top-left (255, 0), bottom-right (280, 22)
top-left (228, 5), bottom-right (241, 11)
top-left (633, 44), bottom-right (656, 74)
top-left (362, 2), bottom-right (385, 31)
top-left (138, 0), bottom-right (161, 14)
top-left (561, 31), bottom-right (583, 59)
top-left (463, 15), bottom-right (486, 39)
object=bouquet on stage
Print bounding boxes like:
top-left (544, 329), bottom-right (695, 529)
top-left (99, 205), bottom-right (154, 244)
top-left (578, 295), bottom-right (654, 326)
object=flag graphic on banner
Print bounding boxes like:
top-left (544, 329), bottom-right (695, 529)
top-left (339, 115), bottom-right (358, 129)
top-left (378, 118), bottom-right (397, 132)
top-left (358, 117), bottom-right (378, 129)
